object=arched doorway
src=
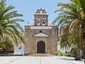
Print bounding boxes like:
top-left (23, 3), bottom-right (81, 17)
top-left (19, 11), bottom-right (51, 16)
top-left (37, 41), bottom-right (45, 53)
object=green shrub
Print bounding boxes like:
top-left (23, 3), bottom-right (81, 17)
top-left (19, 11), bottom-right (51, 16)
top-left (64, 53), bottom-right (74, 57)
top-left (58, 50), bottom-right (65, 56)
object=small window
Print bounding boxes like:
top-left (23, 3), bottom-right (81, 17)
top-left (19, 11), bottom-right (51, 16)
top-left (40, 30), bottom-right (42, 33)
top-left (37, 18), bottom-right (40, 23)
top-left (38, 21), bottom-right (39, 23)
top-left (43, 21), bottom-right (45, 24)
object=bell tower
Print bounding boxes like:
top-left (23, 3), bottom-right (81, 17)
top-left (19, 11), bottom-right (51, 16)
top-left (34, 8), bottom-right (48, 26)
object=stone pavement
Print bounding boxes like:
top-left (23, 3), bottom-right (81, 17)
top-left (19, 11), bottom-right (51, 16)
top-left (29, 53), bottom-right (55, 56)
top-left (0, 56), bottom-right (84, 64)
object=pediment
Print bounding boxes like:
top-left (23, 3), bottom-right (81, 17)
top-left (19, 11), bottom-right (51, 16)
top-left (34, 33), bottom-right (48, 37)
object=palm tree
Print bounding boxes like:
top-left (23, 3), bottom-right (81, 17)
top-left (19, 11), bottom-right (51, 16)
top-left (0, 0), bottom-right (25, 47)
top-left (77, 0), bottom-right (85, 61)
top-left (69, 0), bottom-right (85, 60)
top-left (52, 0), bottom-right (85, 60)
top-left (0, 35), bottom-right (14, 54)
top-left (59, 23), bottom-right (70, 48)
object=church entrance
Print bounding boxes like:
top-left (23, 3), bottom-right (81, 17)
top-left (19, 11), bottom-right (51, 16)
top-left (37, 41), bottom-right (45, 53)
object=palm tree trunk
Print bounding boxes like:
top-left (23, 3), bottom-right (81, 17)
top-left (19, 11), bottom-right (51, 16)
top-left (75, 45), bottom-right (81, 60)
top-left (83, 39), bottom-right (85, 63)
top-left (75, 26), bottom-right (81, 60)
top-left (3, 48), bottom-right (6, 54)
top-left (82, 39), bottom-right (85, 59)
top-left (82, 24), bottom-right (85, 63)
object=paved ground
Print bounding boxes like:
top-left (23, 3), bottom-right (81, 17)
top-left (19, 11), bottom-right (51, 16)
top-left (0, 56), bottom-right (84, 64)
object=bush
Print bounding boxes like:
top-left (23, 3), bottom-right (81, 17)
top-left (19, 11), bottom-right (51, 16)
top-left (58, 50), bottom-right (75, 57)
top-left (58, 50), bottom-right (65, 56)
top-left (64, 52), bottom-right (74, 57)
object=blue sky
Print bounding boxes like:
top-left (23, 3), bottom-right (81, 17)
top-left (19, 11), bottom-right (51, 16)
top-left (6, 0), bottom-right (69, 29)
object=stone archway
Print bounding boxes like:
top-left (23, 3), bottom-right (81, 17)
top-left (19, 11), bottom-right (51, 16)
top-left (37, 41), bottom-right (45, 53)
